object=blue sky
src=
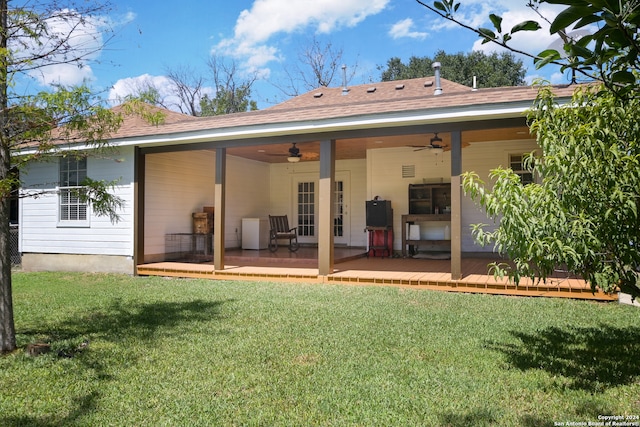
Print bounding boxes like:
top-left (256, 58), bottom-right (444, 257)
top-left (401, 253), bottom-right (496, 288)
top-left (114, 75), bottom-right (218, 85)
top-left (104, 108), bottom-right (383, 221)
top-left (28, 0), bottom-right (572, 110)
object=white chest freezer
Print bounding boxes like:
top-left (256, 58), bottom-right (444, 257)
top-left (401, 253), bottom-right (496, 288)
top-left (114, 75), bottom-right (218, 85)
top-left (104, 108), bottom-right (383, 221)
top-left (241, 218), bottom-right (269, 250)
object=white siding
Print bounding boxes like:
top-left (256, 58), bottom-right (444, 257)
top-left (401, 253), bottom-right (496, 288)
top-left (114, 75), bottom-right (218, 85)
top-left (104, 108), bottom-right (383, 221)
top-left (144, 151), bottom-right (270, 258)
top-left (344, 159), bottom-right (368, 247)
top-left (144, 150), bottom-right (215, 258)
top-left (269, 163), bottom-right (298, 218)
top-left (21, 147), bottom-right (135, 256)
top-left (19, 138), bottom-right (538, 263)
top-left (367, 140), bottom-right (538, 252)
top-left (460, 139), bottom-right (539, 252)
top-left (269, 159), bottom-right (368, 247)
top-left (226, 155), bottom-right (270, 248)
top-left (367, 147), bottom-right (451, 250)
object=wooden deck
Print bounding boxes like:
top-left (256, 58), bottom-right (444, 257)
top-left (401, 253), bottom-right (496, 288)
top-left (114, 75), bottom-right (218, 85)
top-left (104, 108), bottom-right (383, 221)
top-left (137, 247), bottom-right (617, 301)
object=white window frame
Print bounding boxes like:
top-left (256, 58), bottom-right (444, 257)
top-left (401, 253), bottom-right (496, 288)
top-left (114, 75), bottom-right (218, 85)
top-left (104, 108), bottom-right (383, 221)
top-left (508, 153), bottom-right (535, 185)
top-left (58, 156), bottom-right (90, 227)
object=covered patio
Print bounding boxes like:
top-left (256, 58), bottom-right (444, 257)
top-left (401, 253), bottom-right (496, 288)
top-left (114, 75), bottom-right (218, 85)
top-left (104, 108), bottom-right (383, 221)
top-left (136, 247), bottom-right (616, 301)
top-left (136, 79), bottom-right (575, 281)
top-left (127, 78), bottom-right (608, 301)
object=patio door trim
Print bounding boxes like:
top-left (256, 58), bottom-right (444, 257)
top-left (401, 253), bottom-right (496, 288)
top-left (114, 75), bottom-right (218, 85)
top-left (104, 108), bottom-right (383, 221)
top-left (291, 172), bottom-right (351, 246)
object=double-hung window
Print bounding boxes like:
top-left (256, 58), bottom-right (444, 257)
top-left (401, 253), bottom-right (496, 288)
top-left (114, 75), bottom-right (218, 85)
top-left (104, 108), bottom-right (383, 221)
top-left (59, 157), bottom-right (88, 224)
top-left (509, 154), bottom-right (534, 185)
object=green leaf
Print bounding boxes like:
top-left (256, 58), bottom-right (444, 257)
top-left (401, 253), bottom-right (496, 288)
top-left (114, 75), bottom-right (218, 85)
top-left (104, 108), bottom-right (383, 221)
top-left (600, 0), bottom-right (622, 13)
top-left (611, 70), bottom-right (636, 83)
top-left (490, 14), bottom-right (503, 33)
top-left (569, 44), bottom-right (594, 59)
top-left (478, 28), bottom-right (496, 40)
top-left (607, 28), bottom-right (633, 48)
top-left (534, 49), bottom-right (562, 68)
top-left (78, 177), bottom-right (125, 223)
top-left (574, 14), bottom-right (602, 29)
top-left (434, 1), bottom-right (447, 13)
top-left (627, 199), bottom-right (638, 219)
top-left (550, 6), bottom-right (597, 35)
top-left (575, 34), bottom-right (594, 48)
top-left (510, 20), bottom-right (542, 34)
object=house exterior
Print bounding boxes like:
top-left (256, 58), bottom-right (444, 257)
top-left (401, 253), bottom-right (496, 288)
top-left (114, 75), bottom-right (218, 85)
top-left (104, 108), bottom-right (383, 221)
top-left (17, 76), bottom-right (577, 278)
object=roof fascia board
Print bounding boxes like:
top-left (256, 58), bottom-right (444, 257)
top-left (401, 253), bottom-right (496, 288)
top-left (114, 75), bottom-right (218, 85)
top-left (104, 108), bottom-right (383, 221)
top-left (140, 116), bottom-right (527, 155)
top-left (14, 99), bottom-right (539, 156)
top-left (121, 101), bottom-right (535, 150)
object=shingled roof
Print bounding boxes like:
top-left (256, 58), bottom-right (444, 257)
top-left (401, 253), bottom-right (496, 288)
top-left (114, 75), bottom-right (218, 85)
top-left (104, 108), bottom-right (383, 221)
top-left (106, 77), bottom-right (579, 143)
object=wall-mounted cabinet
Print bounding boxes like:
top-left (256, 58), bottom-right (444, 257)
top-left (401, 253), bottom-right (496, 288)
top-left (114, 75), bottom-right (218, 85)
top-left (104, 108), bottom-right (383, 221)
top-left (408, 183), bottom-right (451, 214)
top-left (403, 183), bottom-right (452, 257)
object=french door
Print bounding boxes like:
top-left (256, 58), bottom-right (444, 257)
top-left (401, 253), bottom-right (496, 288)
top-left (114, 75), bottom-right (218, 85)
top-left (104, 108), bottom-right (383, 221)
top-left (293, 172), bottom-right (350, 245)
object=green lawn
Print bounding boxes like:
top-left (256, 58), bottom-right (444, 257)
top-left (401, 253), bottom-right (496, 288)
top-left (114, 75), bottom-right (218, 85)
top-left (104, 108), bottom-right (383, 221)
top-left (1, 272), bottom-right (639, 426)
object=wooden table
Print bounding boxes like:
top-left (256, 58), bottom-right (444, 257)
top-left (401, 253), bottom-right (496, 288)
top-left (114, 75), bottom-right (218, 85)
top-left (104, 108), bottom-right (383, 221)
top-left (401, 214), bottom-right (451, 257)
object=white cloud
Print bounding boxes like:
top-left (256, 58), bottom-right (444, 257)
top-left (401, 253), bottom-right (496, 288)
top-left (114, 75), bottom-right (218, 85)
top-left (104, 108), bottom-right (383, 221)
top-left (468, 3), bottom-right (598, 84)
top-left (549, 71), bottom-right (567, 84)
top-left (13, 8), bottom-right (132, 88)
top-left (31, 11), bottom-right (104, 85)
top-left (32, 63), bottom-right (96, 87)
top-left (470, 5), bottom-right (564, 56)
top-left (109, 74), bottom-right (189, 110)
top-left (109, 74), bottom-right (170, 104)
top-left (389, 18), bottom-right (428, 40)
top-left (431, 1), bottom-right (592, 60)
top-left (214, 0), bottom-right (390, 71)
top-left (428, 1), bottom-right (493, 32)
top-left (108, 74), bottom-right (215, 113)
top-left (423, 1), bottom-right (567, 53)
top-left (121, 11), bottom-right (137, 25)
top-left (417, 1), bottom-right (591, 84)
top-left (525, 70), bottom-right (566, 85)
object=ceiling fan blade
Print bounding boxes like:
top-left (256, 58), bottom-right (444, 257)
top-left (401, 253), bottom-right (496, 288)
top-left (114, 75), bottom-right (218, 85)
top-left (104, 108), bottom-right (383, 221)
top-left (410, 144), bottom-right (437, 151)
top-left (407, 144), bottom-right (429, 150)
top-left (265, 142), bottom-right (303, 157)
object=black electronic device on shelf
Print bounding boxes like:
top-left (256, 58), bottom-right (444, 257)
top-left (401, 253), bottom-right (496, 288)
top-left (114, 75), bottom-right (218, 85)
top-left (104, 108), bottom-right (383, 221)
top-left (365, 199), bottom-right (393, 258)
top-left (366, 200), bottom-right (393, 227)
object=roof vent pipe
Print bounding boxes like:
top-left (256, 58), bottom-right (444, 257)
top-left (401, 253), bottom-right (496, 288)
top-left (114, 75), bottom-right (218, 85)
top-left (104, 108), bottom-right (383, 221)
top-left (341, 64), bottom-right (349, 95)
top-left (432, 62), bottom-right (443, 96)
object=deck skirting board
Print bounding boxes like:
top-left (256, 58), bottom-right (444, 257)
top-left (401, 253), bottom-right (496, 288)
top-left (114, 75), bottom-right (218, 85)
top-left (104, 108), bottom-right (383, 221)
top-left (136, 262), bottom-right (617, 301)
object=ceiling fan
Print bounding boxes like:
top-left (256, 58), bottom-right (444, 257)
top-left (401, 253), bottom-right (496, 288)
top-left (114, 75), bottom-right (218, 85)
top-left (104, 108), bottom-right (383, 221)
top-left (267, 143), bottom-right (318, 162)
top-left (408, 133), bottom-right (447, 152)
top-left (285, 142), bottom-right (301, 162)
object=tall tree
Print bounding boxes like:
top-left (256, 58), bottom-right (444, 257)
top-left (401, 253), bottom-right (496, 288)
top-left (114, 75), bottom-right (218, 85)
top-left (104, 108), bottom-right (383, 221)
top-left (464, 85), bottom-right (640, 296)
top-left (379, 50), bottom-right (526, 87)
top-left (199, 56), bottom-right (258, 116)
top-left (274, 36), bottom-right (359, 98)
top-left (0, 0), bottom-right (125, 352)
top-left (117, 77), bottom-right (168, 109)
top-left (124, 58), bottom-right (258, 116)
top-left (417, 0), bottom-right (639, 96)
top-left (417, 0), bottom-right (640, 297)
top-left (165, 65), bottom-right (205, 116)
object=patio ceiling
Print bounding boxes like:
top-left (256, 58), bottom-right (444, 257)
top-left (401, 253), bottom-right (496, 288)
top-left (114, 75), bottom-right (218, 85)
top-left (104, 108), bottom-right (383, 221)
top-left (226, 126), bottom-right (533, 163)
